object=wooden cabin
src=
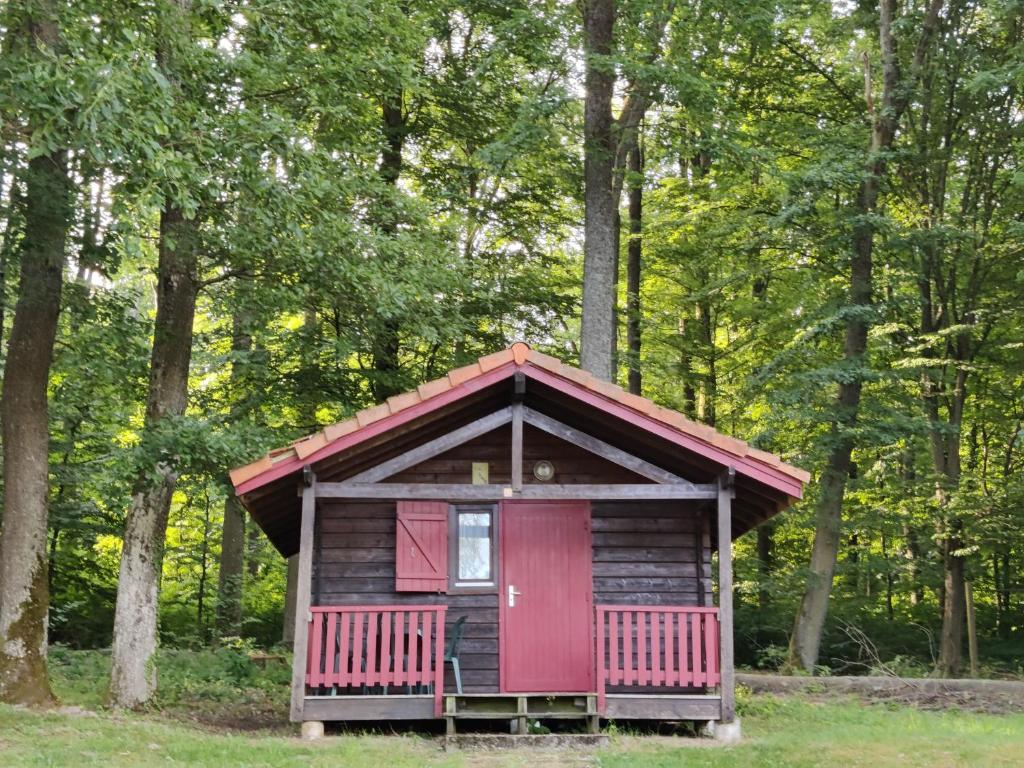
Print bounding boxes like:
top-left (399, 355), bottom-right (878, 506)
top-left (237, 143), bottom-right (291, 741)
top-left (231, 343), bottom-right (807, 736)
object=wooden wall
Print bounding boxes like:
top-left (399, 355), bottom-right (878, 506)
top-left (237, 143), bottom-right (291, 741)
top-left (310, 422), bottom-right (711, 694)
top-left (313, 499), bottom-right (710, 694)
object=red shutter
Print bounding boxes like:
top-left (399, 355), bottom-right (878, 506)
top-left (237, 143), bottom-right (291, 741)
top-left (395, 501), bottom-right (448, 592)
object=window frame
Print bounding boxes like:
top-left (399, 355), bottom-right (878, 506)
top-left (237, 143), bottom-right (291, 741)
top-left (447, 503), bottom-right (499, 594)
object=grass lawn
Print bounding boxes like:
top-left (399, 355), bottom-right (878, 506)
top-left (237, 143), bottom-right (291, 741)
top-left (0, 649), bottom-right (1021, 767)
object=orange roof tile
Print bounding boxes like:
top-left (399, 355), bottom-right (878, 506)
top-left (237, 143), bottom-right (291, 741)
top-left (231, 343), bottom-right (810, 493)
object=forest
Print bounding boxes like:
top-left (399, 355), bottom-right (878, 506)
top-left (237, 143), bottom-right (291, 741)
top-left (0, 0), bottom-right (1021, 710)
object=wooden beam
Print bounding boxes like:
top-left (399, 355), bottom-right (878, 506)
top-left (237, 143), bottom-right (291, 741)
top-left (521, 406), bottom-right (696, 486)
top-left (315, 482), bottom-right (717, 501)
top-left (511, 403), bottom-right (523, 492)
top-left (303, 695), bottom-right (436, 721)
top-left (717, 469), bottom-right (736, 724)
top-left (290, 469), bottom-right (316, 723)
top-left (343, 407), bottom-right (512, 484)
top-left (604, 694), bottom-right (722, 721)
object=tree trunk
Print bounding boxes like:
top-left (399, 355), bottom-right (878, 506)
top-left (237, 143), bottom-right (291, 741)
top-left (757, 520), bottom-right (775, 613)
top-left (625, 143), bottom-right (642, 395)
top-left (789, 433), bottom-right (857, 671)
top-left (216, 496), bottom-right (245, 637)
top-left (0, 144), bottom-right (70, 705)
top-left (282, 555), bottom-right (299, 647)
top-left (109, 203), bottom-right (199, 707)
top-left (696, 299), bottom-right (715, 427)
top-left (370, 91), bottom-right (405, 401)
top-left (0, 165), bottom-right (21, 355)
top-left (216, 307), bottom-right (253, 637)
top-left (787, 0), bottom-right (943, 673)
top-left (580, 0), bottom-right (616, 381)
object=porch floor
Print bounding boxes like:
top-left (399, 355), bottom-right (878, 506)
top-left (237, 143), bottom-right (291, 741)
top-left (301, 692), bottom-right (722, 731)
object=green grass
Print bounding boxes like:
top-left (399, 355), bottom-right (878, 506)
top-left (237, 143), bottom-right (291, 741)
top-left (0, 650), bottom-right (1021, 767)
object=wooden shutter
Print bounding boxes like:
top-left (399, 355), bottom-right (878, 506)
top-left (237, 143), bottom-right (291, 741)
top-left (395, 501), bottom-right (448, 592)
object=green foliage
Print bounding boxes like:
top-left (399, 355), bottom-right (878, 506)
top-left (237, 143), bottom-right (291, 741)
top-left (0, 0), bottom-right (1020, 682)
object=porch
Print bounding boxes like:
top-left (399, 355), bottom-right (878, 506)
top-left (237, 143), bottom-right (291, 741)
top-left (299, 603), bottom-right (723, 729)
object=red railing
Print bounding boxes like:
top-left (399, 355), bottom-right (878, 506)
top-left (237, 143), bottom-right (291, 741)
top-left (306, 605), bottom-right (447, 716)
top-left (595, 605), bottom-right (719, 712)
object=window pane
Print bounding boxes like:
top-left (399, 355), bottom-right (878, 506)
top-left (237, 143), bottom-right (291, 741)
top-left (458, 512), bottom-right (491, 581)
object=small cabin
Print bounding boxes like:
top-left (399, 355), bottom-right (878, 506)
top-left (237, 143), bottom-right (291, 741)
top-left (231, 343), bottom-right (807, 735)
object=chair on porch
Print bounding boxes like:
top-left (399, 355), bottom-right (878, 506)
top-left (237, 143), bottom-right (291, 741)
top-left (444, 615), bottom-right (467, 695)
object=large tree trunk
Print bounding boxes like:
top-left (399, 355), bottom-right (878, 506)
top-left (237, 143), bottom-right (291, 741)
top-left (370, 91), bottom-right (405, 401)
top-left (282, 555), bottom-right (299, 647)
top-left (0, 3), bottom-right (69, 707)
top-left (109, 204), bottom-right (199, 707)
top-left (0, 155), bottom-right (70, 706)
top-left (216, 497), bottom-right (246, 637)
top-left (110, 1), bottom-right (197, 708)
top-left (580, 0), bottom-right (616, 381)
top-left (216, 308), bottom-right (253, 637)
top-left (788, 0), bottom-right (943, 672)
top-left (757, 520), bottom-right (775, 613)
top-left (625, 143), bottom-right (643, 395)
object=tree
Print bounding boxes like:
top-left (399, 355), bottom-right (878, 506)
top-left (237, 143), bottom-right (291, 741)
top-left (788, 0), bottom-right (944, 672)
top-left (0, 0), bottom-right (70, 706)
top-left (110, 0), bottom-right (202, 707)
top-left (580, 0), bottom-right (617, 380)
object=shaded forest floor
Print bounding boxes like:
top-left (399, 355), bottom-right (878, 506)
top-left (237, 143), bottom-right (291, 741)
top-left (0, 649), bottom-right (1021, 766)
top-left (738, 672), bottom-right (1024, 715)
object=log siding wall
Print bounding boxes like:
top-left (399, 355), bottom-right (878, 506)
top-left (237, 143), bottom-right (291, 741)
top-left (311, 431), bottom-right (711, 694)
top-left (313, 500), bottom-right (709, 694)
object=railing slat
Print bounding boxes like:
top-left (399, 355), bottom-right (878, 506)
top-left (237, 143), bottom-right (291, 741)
top-left (664, 612), bottom-right (675, 686)
top-left (393, 610), bottom-right (404, 687)
top-left (706, 613), bottom-right (720, 686)
top-left (622, 611), bottom-right (634, 685)
top-left (378, 610), bottom-right (389, 688)
top-left (651, 611), bottom-right (661, 686)
top-left (307, 611), bottom-right (324, 688)
top-left (690, 612), bottom-right (703, 687)
top-left (366, 611), bottom-right (380, 687)
top-left (608, 611), bottom-right (620, 685)
top-left (408, 611), bottom-right (419, 686)
top-left (337, 612), bottom-right (351, 688)
top-left (351, 612), bottom-right (364, 687)
top-left (324, 611), bottom-right (338, 687)
top-left (419, 611), bottom-right (432, 686)
top-left (638, 611), bottom-right (648, 685)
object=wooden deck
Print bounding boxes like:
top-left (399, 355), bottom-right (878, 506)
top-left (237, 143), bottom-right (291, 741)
top-left (301, 691), bottom-right (722, 730)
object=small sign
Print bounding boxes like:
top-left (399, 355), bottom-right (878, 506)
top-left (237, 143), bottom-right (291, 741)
top-left (472, 462), bottom-right (489, 485)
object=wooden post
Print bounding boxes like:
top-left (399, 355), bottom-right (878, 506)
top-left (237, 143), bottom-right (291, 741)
top-left (717, 468), bottom-right (736, 723)
top-left (511, 402), bottom-right (523, 492)
top-left (290, 467), bottom-right (317, 722)
top-left (966, 581), bottom-right (979, 678)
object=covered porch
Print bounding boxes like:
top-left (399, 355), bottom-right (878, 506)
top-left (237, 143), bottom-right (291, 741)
top-left (299, 600), bottom-right (726, 730)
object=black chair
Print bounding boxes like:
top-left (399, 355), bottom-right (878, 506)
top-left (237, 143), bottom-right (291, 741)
top-left (445, 615), bottom-right (468, 695)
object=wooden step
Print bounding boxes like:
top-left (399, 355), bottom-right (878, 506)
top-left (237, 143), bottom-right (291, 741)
top-left (442, 693), bottom-right (600, 735)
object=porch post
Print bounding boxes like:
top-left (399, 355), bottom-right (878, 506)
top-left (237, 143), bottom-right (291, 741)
top-left (717, 468), bottom-right (736, 723)
top-left (290, 466), bottom-right (317, 723)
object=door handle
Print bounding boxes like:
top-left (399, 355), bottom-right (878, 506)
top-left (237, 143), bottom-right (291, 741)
top-left (508, 584), bottom-right (522, 607)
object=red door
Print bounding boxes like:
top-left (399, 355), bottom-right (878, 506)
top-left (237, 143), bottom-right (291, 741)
top-left (500, 501), bottom-right (594, 692)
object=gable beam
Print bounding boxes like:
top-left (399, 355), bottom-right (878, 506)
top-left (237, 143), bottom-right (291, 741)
top-left (342, 406), bottom-right (513, 484)
top-left (314, 482), bottom-right (717, 500)
top-left (521, 406), bottom-right (698, 487)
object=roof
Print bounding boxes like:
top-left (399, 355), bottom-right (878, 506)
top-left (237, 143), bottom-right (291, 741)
top-left (231, 342), bottom-right (809, 499)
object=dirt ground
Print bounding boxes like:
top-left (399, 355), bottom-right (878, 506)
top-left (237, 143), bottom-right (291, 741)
top-left (736, 672), bottom-right (1024, 715)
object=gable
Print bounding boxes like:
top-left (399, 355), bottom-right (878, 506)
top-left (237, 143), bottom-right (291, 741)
top-left (232, 344), bottom-right (809, 556)
top-left (386, 423), bottom-right (651, 486)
